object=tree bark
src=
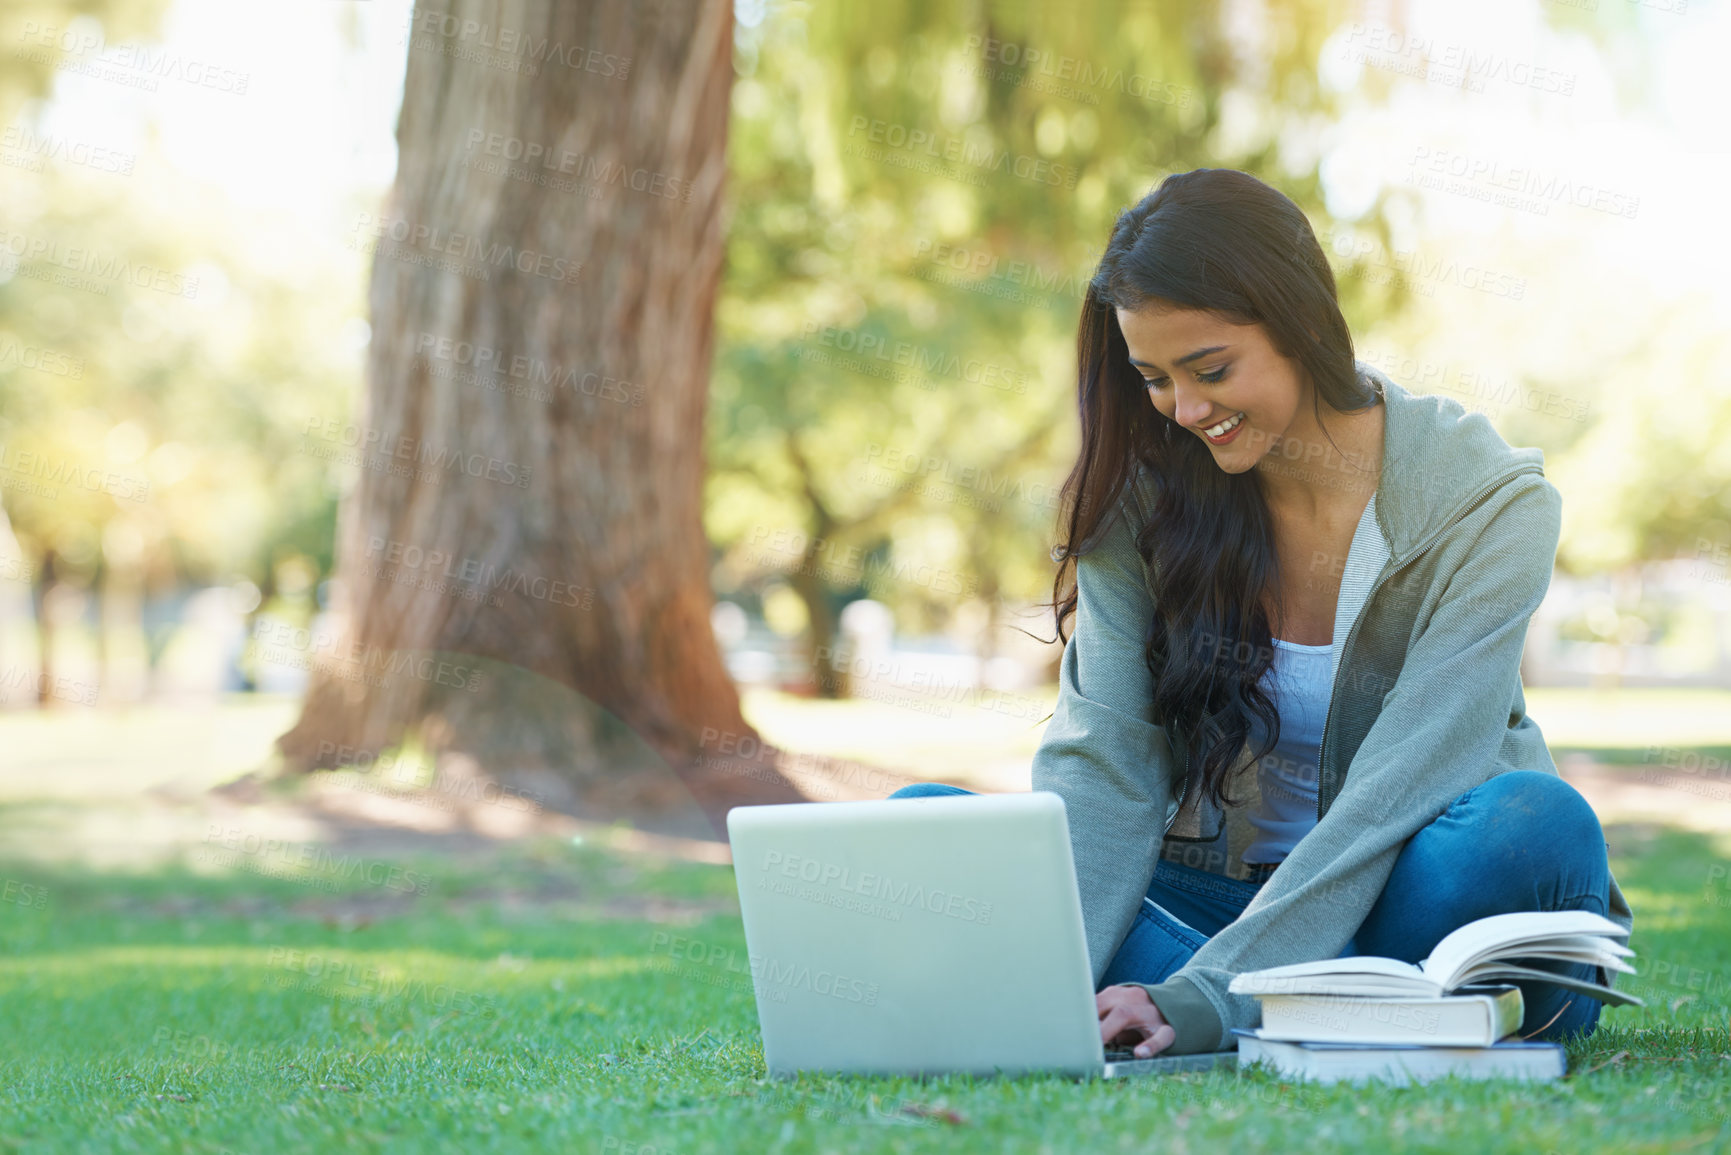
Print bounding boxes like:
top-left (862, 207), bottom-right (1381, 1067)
top-left (276, 0), bottom-right (806, 834)
top-left (31, 548), bottom-right (56, 707)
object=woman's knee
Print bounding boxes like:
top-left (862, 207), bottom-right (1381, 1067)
top-left (1468, 770), bottom-right (1604, 847)
top-left (885, 782), bottom-right (978, 800)
top-left (1414, 770), bottom-right (1609, 907)
top-left (1359, 771), bottom-right (1612, 959)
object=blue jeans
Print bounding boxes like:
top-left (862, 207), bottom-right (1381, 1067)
top-left (886, 770), bottom-right (1608, 1041)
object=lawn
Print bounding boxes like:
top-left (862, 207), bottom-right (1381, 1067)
top-left (1, 822), bottom-right (1728, 1152)
top-left (1, 692), bottom-right (1729, 1153)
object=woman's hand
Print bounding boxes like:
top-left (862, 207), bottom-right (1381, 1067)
top-left (1097, 984), bottom-right (1176, 1058)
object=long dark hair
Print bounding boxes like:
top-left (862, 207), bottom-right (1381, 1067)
top-left (1048, 168), bottom-right (1377, 811)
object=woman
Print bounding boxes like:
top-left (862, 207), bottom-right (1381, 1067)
top-left (886, 168), bottom-right (1633, 1058)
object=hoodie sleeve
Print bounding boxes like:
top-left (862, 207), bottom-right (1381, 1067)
top-left (1131, 474), bottom-right (1566, 1053)
top-left (1031, 489), bottom-right (1182, 987)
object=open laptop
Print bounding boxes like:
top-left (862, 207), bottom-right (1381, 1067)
top-left (726, 790), bottom-right (1237, 1080)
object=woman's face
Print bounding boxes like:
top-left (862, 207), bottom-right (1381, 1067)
top-left (1114, 302), bottom-right (1307, 474)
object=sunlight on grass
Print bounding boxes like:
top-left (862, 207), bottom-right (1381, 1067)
top-left (0, 695), bottom-right (302, 801)
top-left (1, 695), bottom-right (1728, 1151)
top-left (741, 684), bottom-right (1731, 790)
top-left (0, 946), bottom-right (654, 986)
top-left (740, 684), bottom-right (1056, 789)
top-left (1526, 688), bottom-right (1731, 751)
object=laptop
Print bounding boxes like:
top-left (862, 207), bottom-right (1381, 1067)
top-left (725, 789), bottom-right (1237, 1080)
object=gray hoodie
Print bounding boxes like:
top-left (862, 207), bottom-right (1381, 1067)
top-left (1030, 359), bottom-right (1634, 1054)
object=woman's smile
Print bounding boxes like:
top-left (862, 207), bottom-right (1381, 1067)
top-left (1200, 411), bottom-right (1247, 444)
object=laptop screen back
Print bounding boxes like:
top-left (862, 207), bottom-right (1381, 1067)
top-left (726, 791), bottom-right (1104, 1078)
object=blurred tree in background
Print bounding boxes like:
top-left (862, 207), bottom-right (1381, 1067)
top-left (707, 0), bottom-right (1410, 695)
top-left (271, 0), bottom-right (815, 826)
top-left (0, 0), bottom-right (1722, 813)
top-left (0, 0), bottom-right (356, 703)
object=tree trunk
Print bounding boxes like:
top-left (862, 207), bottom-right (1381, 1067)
top-left (276, 0), bottom-right (806, 834)
top-left (31, 548), bottom-right (56, 707)
top-left (790, 529), bottom-right (843, 698)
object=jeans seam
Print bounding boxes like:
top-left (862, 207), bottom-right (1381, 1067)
top-left (1138, 898), bottom-right (1209, 953)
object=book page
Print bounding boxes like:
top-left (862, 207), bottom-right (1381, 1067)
top-left (1419, 910), bottom-right (1629, 989)
top-left (1230, 956), bottom-right (1434, 997)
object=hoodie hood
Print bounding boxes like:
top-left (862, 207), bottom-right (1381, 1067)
top-left (1364, 359), bottom-right (1546, 565)
top-left (1088, 357), bottom-right (1546, 562)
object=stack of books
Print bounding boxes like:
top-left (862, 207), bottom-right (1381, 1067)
top-left (1227, 910), bottom-right (1642, 1085)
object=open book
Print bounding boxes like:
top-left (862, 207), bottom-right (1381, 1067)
top-left (1228, 910), bottom-right (1643, 1008)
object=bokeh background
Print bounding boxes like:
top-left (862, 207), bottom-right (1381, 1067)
top-left (1, 0), bottom-right (1729, 1149)
top-left (3, 0), bottom-right (1728, 833)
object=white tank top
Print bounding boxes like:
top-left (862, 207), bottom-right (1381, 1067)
top-left (1241, 637), bottom-right (1333, 864)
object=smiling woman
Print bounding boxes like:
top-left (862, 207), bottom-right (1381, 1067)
top-left (1068, 167), bottom-right (1384, 814)
top-left (885, 167), bottom-right (1632, 1061)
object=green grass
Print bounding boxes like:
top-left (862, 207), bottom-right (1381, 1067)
top-left (1, 826), bottom-right (1728, 1153)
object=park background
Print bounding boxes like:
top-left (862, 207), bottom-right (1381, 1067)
top-left (1, 0), bottom-right (1729, 1151)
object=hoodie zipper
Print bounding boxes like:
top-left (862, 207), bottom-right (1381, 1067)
top-left (1161, 720), bottom-right (1190, 838)
top-left (1312, 462), bottom-right (1543, 820)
